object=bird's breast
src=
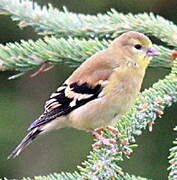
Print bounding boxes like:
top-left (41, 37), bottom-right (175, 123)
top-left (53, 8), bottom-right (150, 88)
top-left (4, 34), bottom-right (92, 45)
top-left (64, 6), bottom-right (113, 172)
top-left (68, 67), bottom-right (145, 130)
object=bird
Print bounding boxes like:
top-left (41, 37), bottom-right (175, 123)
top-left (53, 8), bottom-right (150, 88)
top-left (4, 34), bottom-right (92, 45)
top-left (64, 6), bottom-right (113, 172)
top-left (8, 31), bottom-right (160, 159)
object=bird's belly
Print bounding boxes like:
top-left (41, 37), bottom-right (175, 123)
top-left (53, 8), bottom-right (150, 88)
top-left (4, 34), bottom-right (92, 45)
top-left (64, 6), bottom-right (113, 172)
top-left (69, 106), bottom-right (117, 130)
top-left (68, 91), bottom-right (137, 130)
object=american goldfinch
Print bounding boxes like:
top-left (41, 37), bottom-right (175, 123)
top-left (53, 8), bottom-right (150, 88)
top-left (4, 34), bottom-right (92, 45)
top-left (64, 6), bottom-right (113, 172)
top-left (8, 31), bottom-right (160, 159)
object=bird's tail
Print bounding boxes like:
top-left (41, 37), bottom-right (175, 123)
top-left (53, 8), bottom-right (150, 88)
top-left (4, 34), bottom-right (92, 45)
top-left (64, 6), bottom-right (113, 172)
top-left (8, 128), bottom-right (42, 159)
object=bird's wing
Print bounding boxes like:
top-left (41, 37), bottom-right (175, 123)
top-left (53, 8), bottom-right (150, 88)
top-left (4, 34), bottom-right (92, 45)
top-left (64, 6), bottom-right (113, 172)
top-left (28, 82), bottom-right (104, 130)
top-left (28, 51), bottom-right (114, 131)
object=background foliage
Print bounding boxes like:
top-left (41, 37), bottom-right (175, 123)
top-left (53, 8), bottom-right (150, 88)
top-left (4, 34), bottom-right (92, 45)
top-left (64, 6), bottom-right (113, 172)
top-left (0, 0), bottom-right (176, 180)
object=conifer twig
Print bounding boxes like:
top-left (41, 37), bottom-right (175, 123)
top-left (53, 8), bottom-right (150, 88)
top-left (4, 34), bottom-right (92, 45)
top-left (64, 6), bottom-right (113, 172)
top-left (0, 1), bottom-right (176, 180)
top-left (168, 126), bottom-right (177, 180)
top-left (78, 58), bottom-right (177, 179)
top-left (0, 37), bottom-right (173, 78)
top-left (1, 48), bottom-right (175, 180)
top-left (0, 0), bottom-right (177, 46)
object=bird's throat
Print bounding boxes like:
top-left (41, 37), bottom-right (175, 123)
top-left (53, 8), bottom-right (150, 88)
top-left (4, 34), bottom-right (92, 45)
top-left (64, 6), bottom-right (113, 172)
top-left (137, 55), bottom-right (151, 69)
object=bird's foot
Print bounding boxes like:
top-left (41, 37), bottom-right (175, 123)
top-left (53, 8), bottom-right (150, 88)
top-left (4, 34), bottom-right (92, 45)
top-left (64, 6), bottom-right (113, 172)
top-left (93, 126), bottom-right (121, 135)
top-left (91, 126), bottom-right (131, 156)
top-left (91, 126), bottom-right (121, 152)
top-left (93, 127), bottom-right (103, 133)
top-left (106, 126), bottom-right (121, 135)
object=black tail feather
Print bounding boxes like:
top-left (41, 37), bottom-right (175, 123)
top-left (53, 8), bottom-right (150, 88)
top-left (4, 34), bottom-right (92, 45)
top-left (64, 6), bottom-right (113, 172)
top-left (8, 129), bottom-right (41, 159)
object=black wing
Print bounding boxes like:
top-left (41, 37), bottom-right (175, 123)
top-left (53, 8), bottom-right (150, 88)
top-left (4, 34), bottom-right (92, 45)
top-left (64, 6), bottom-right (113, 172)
top-left (28, 82), bottom-right (103, 130)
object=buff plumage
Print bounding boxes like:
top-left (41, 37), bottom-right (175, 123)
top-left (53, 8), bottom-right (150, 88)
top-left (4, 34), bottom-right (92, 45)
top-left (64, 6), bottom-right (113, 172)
top-left (8, 31), bottom-right (160, 159)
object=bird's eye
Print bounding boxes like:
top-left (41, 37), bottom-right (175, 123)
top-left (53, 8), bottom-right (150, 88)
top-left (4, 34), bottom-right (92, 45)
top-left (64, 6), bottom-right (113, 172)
top-left (134, 44), bottom-right (142, 50)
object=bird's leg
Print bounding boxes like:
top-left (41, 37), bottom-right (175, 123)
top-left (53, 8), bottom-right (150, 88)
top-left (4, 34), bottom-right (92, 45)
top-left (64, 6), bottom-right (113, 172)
top-left (30, 61), bottom-right (54, 78)
top-left (91, 126), bottom-right (124, 153)
top-left (91, 128), bottom-right (117, 152)
top-left (106, 126), bottom-right (122, 136)
top-left (92, 126), bottom-right (122, 136)
top-left (94, 127), bottom-right (104, 133)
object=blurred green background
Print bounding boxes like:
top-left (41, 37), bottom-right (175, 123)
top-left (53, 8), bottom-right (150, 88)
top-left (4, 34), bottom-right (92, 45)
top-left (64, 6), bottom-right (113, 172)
top-left (0, 0), bottom-right (176, 179)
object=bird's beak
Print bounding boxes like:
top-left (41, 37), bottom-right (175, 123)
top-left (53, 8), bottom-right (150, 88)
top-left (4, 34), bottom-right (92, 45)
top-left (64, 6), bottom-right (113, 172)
top-left (146, 47), bottom-right (160, 56)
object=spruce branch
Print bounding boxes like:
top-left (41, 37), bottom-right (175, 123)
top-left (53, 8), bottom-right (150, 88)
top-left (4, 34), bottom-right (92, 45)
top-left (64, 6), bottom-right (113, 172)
top-left (0, 1), bottom-right (176, 179)
top-left (168, 126), bottom-right (177, 180)
top-left (0, 0), bottom-right (177, 46)
top-left (0, 37), bottom-right (173, 78)
top-left (77, 58), bottom-right (177, 180)
top-left (0, 173), bottom-right (151, 180)
top-left (2, 43), bottom-right (175, 180)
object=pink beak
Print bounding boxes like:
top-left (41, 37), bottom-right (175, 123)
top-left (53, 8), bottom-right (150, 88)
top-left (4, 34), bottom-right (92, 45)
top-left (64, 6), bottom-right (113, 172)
top-left (146, 47), bottom-right (160, 56)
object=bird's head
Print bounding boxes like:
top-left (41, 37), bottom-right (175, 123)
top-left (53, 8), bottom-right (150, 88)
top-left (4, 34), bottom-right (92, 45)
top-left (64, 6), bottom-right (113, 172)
top-left (109, 31), bottom-right (160, 68)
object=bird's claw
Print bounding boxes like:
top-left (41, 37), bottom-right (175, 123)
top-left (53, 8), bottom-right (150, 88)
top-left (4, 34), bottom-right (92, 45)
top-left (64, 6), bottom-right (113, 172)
top-left (92, 135), bottom-right (117, 150)
top-left (106, 126), bottom-right (120, 135)
top-left (91, 127), bottom-right (118, 151)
